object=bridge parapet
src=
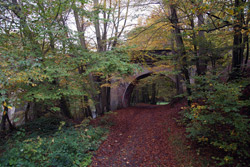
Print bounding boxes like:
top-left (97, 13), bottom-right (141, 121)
top-left (129, 50), bottom-right (172, 66)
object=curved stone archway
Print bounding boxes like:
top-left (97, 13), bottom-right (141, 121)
top-left (110, 66), bottom-right (182, 110)
top-left (122, 72), bottom-right (152, 108)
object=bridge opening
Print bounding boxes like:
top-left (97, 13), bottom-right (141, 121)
top-left (125, 74), bottom-right (176, 106)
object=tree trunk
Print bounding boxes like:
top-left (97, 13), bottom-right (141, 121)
top-left (25, 102), bottom-right (30, 123)
top-left (73, 4), bottom-right (88, 50)
top-left (1, 111), bottom-right (7, 131)
top-left (143, 85), bottom-right (150, 103)
top-left (211, 57), bottom-right (217, 75)
top-left (135, 89), bottom-right (139, 104)
top-left (169, 4), bottom-right (192, 102)
top-left (93, 0), bottom-right (104, 52)
top-left (92, 0), bottom-right (110, 115)
top-left (85, 96), bottom-right (92, 117)
top-left (106, 81), bottom-right (111, 112)
top-left (230, 0), bottom-right (245, 80)
top-left (175, 74), bottom-right (183, 95)
top-left (141, 86), bottom-right (146, 103)
top-left (243, 2), bottom-right (250, 72)
top-left (244, 38), bottom-right (249, 72)
top-left (101, 86), bottom-right (107, 114)
top-left (151, 83), bottom-right (156, 104)
top-left (59, 96), bottom-right (72, 119)
top-left (170, 31), bottom-right (184, 95)
top-left (197, 14), bottom-right (207, 75)
top-left (1, 105), bottom-right (15, 131)
top-left (73, 5), bottom-right (99, 118)
top-left (190, 17), bottom-right (200, 75)
top-left (33, 101), bottom-right (40, 119)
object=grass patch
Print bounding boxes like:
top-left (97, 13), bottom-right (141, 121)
top-left (156, 102), bottom-right (169, 105)
top-left (0, 117), bottom-right (109, 167)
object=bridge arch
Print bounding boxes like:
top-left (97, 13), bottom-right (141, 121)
top-left (122, 70), bottom-right (177, 108)
top-left (110, 65), bottom-right (184, 110)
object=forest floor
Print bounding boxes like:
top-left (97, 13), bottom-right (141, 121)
top-left (90, 101), bottom-right (203, 167)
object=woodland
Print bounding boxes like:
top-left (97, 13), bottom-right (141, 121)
top-left (0, 0), bottom-right (250, 166)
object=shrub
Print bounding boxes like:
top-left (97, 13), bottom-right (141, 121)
top-left (181, 76), bottom-right (250, 166)
top-left (0, 118), bottom-right (108, 167)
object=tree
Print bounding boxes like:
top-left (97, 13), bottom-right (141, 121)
top-left (168, 1), bottom-right (192, 101)
top-left (72, 0), bottom-right (136, 116)
top-left (1, 0), bottom-right (82, 119)
top-left (230, 0), bottom-right (246, 79)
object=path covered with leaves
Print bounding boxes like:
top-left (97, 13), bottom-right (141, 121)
top-left (91, 101), bottom-right (196, 167)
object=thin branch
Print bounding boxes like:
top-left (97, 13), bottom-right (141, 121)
top-left (144, 23), bottom-right (169, 49)
top-left (206, 12), bottom-right (231, 25)
top-left (127, 19), bottom-right (165, 41)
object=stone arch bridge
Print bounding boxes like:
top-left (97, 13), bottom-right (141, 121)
top-left (110, 50), bottom-right (186, 111)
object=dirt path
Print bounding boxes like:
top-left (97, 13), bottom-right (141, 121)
top-left (91, 101), bottom-right (191, 167)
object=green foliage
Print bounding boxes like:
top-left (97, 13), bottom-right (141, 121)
top-left (19, 117), bottom-right (71, 138)
top-left (0, 0), bottom-right (138, 119)
top-left (131, 74), bottom-right (176, 105)
top-left (0, 117), bottom-right (108, 167)
top-left (181, 76), bottom-right (250, 166)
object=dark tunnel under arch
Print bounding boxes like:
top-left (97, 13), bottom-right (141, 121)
top-left (122, 72), bottom-right (177, 107)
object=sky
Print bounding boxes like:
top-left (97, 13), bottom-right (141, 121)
top-left (66, 1), bottom-right (161, 49)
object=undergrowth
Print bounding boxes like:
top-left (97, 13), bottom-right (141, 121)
top-left (0, 116), bottom-right (110, 167)
top-left (181, 76), bottom-right (250, 166)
